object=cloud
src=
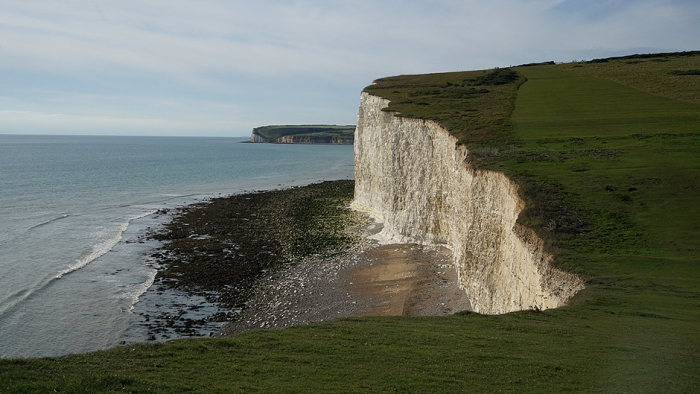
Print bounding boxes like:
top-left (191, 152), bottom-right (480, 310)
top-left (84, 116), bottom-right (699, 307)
top-left (1, 0), bottom-right (698, 136)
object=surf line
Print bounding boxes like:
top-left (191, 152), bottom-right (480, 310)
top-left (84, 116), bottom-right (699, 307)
top-left (0, 211), bottom-right (156, 318)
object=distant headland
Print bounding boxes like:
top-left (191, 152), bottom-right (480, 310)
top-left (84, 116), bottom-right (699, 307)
top-left (248, 125), bottom-right (355, 144)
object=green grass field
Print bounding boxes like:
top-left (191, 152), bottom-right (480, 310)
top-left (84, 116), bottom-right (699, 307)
top-left (2, 54), bottom-right (699, 393)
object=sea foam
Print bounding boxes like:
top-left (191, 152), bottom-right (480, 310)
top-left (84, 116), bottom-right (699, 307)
top-left (56, 211), bottom-right (155, 279)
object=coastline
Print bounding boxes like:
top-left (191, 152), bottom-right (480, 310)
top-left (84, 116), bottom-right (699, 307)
top-left (137, 180), bottom-right (471, 341)
top-left (133, 180), bottom-right (361, 340)
top-left (222, 241), bottom-right (471, 335)
top-left (0, 136), bottom-right (357, 358)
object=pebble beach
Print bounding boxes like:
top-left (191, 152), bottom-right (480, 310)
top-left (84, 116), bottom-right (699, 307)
top-left (139, 180), bottom-right (471, 341)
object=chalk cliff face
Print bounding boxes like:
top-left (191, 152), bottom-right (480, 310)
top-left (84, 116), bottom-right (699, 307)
top-left (352, 92), bottom-right (583, 314)
top-left (250, 134), bottom-right (267, 143)
top-left (275, 135), bottom-right (353, 144)
top-left (249, 133), bottom-right (353, 144)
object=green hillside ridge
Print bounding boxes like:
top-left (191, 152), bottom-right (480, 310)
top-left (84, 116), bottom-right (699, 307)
top-left (2, 53), bottom-right (699, 393)
top-left (251, 125), bottom-right (355, 143)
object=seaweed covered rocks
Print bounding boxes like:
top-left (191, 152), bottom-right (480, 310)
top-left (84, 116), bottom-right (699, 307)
top-left (149, 180), bottom-right (360, 322)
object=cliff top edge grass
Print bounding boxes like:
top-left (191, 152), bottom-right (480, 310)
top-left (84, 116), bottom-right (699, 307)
top-left (363, 67), bottom-right (525, 155)
top-left (251, 124), bottom-right (356, 142)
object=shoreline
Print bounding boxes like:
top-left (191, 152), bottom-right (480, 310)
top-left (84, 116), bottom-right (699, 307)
top-left (134, 180), bottom-right (361, 341)
top-left (137, 180), bottom-right (471, 341)
top-left (0, 137), bottom-right (356, 358)
top-left (221, 241), bottom-right (472, 335)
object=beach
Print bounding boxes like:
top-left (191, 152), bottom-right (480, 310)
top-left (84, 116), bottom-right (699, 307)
top-left (140, 180), bottom-right (471, 340)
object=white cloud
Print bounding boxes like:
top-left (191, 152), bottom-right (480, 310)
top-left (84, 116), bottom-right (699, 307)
top-left (1, 0), bottom-right (698, 136)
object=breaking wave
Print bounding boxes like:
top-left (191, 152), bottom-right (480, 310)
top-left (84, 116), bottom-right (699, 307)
top-left (0, 211), bottom-right (156, 318)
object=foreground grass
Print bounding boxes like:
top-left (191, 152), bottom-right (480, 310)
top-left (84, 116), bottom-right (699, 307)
top-left (2, 54), bottom-right (699, 393)
top-left (2, 310), bottom-right (697, 393)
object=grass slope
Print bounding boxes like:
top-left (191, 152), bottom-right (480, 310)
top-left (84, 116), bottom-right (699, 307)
top-left (363, 68), bottom-right (525, 156)
top-left (2, 54), bottom-right (699, 393)
top-left (252, 125), bottom-right (355, 142)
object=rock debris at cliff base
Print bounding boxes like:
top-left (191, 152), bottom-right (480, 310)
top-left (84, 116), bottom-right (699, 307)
top-left (222, 242), bottom-right (471, 335)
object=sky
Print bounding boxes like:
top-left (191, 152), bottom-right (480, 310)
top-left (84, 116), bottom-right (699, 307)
top-left (1, 0), bottom-right (699, 137)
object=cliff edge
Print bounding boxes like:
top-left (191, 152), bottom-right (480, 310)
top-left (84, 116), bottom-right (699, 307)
top-left (352, 92), bottom-right (583, 314)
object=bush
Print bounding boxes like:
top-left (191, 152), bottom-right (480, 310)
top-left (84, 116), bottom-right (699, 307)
top-left (467, 69), bottom-right (519, 86)
top-left (669, 69), bottom-right (700, 76)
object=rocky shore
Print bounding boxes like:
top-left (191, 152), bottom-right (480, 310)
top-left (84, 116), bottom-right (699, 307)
top-left (139, 180), bottom-right (470, 341)
top-left (222, 240), bottom-right (471, 335)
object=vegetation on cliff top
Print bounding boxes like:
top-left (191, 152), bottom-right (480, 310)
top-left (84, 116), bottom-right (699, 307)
top-left (251, 125), bottom-right (355, 143)
top-left (2, 53), bottom-right (699, 393)
top-left (363, 68), bottom-right (525, 156)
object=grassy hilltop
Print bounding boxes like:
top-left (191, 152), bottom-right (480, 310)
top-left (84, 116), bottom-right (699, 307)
top-left (2, 52), bottom-right (699, 393)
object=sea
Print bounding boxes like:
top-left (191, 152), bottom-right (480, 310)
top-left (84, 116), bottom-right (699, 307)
top-left (0, 134), bottom-right (354, 359)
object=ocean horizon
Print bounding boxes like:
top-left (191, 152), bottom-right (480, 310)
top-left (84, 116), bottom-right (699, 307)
top-left (0, 134), bottom-right (354, 358)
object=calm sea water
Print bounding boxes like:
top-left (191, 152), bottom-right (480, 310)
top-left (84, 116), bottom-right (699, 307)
top-left (0, 134), bottom-right (354, 358)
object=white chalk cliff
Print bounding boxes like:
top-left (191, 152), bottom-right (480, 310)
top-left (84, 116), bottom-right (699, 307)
top-left (352, 92), bottom-right (584, 314)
